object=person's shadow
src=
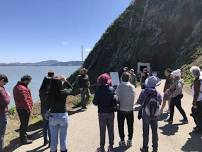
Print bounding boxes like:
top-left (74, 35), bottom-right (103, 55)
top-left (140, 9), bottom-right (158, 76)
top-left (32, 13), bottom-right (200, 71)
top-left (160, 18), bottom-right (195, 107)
top-left (181, 132), bottom-right (202, 152)
top-left (159, 123), bottom-right (184, 136)
top-left (113, 146), bottom-right (130, 152)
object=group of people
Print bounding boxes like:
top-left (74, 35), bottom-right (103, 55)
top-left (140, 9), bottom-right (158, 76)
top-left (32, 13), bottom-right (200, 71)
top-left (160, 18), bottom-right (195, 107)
top-left (93, 66), bottom-right (202, 152)
top-left (0, 65), bottom-right (202, 152)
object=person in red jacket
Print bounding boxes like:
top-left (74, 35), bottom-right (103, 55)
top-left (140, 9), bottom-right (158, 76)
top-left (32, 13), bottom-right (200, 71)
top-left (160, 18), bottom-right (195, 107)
top-left (0, 74), bottom-right (10, 152)
top-left (13, 75), bottom-right (33, 145)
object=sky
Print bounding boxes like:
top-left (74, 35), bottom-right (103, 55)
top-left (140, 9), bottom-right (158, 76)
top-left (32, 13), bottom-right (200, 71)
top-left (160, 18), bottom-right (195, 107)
top-left (0, 0), bottom-right (131, 63)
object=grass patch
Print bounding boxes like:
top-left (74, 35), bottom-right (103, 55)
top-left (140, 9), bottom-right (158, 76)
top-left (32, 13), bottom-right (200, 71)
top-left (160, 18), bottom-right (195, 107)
top-left (72, 94), bottom-right (94, 108)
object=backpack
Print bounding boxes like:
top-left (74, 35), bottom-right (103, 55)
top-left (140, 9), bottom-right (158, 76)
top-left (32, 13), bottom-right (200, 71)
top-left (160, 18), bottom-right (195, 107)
top-left (144, 91), bottom-right (160, 118)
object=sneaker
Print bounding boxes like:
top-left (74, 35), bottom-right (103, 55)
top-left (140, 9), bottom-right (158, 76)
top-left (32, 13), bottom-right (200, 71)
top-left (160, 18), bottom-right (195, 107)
top-left (107, 146), bottom-right (114, 152)
top-left (180, 118), bottom-right (188, 124)
top-left (119, 141), bottom-right (126, 147)
top-left (140, 148), bottom-right (148, 152)
top-left (127, 140), bottom-right (132, 147)
top-left (96, 147), bottom-right (105, 152)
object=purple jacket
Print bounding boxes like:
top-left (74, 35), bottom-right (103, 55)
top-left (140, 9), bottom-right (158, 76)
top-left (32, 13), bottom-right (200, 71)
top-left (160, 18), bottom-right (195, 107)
top-left (137, 88), bottom-right (162, 106)
top-left (0, 85), bottom-right (10, 115)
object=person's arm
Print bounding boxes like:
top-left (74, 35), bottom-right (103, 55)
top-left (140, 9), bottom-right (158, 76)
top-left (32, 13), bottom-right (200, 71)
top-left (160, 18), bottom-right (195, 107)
top-left (193, 80), bottom-right (201, 104)
top-left (18, 87), bottom-right (32, 112)
top-left (93, 91), bottom-right (98, 106)
top-left (137, 91), bottom-right (145, 105)
top-left (0, 89), bottom-right (10, 108)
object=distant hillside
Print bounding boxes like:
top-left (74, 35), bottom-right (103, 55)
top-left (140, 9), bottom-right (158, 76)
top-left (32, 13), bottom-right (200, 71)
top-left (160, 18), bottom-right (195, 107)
top-left (70, 0), bottom-right (202, 84)
top-left (0, 60), bottom-right (83, 66)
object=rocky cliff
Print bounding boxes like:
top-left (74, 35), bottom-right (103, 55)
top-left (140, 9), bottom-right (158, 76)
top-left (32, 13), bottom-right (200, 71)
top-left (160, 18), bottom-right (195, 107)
top-left (72, 0), bottom-right (202, 83)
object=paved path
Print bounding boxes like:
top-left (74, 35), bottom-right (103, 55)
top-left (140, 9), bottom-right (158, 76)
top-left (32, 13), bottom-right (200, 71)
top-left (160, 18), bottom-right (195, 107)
top-left (13, 80), bottom-right (202, 152)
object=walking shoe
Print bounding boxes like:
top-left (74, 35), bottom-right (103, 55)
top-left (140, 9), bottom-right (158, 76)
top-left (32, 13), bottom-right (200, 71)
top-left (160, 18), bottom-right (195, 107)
top-left (180, 118), bottom-right (188, 124)
top-left (20, 137), bottom-right (32, 145)
top-left (107, 146), bottom-right (114, 152)
top-left (119, 141), bottom-right (126, 147)
top-left (96, 147), bottom-right (105, 152)
top-left (140, 148), bottom-right (148, 152)
top-left (126, 140), bottom-right (132, 147)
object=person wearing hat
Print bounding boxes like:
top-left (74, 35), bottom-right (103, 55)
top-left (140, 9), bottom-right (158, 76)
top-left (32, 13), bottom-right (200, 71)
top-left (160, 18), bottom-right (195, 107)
top-left (129, 69), bottom-right (137, 88)
top-left (13, 75), bottom-right (33, 144)
top-left (0, 74), bottom-right (10, 151)
top-left (190, 66), bottom-right (202, 133)
top-left (137, 76), bottom-right (162, 152)
top-left (78, 68), bottom-right (91, 109)
top-left (93, 73), bottom-right (116, 152)
top-left (116, 72), bottom-right (135, 147)
top-left (165, 69), bottom-right (188, 124)
top-left (39, 71), bottom-right (55, 146)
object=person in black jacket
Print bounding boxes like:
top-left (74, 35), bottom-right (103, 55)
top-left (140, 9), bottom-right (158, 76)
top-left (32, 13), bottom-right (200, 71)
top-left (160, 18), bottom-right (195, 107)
top-left (39, 71), bottom-right (54, 146)
top-left (78, 68), bottom-right (91, 109)
top-left (93, 73), bottom-right (116, 152)
top-left (48, 76), bottom-right (72, 152)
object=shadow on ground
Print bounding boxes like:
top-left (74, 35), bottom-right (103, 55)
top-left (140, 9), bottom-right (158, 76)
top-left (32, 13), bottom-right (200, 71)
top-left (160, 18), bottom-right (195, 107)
top-left (113, 146), bottom-right (130, 152)
top-left (4, 107), bottom-right (84, 152)
top-left (159, 123), bottom-right (184, 136)
top-left (181, 132), bottom-right (202, 152)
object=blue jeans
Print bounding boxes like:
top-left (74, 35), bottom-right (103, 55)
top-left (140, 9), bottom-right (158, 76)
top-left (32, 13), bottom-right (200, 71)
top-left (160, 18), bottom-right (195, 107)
top-left (0, 115), bottom-right (7, 152)
top-left (49, 113), bottom-right (68, 151)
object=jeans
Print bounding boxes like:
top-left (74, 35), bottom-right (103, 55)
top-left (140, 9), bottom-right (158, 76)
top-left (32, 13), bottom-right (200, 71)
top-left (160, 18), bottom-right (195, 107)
top-left (98, 113), bottom-right (114, 148)
top-left (49, 113), bottom-right (68, 152)
top-left (117, 111), bottom-right (134, 141)
top-left (17, 109), bottom-right (30, 140)
top-left (80, 88), bottom-right (90, 108)
top-left (142, 116), bottom-right (158, 151)
top-left (169, 95), bottom-right (187, 121)
top-left (0, 115), bottom-right (7, 152)
top-left (42, 112), bottom-right (51, 142)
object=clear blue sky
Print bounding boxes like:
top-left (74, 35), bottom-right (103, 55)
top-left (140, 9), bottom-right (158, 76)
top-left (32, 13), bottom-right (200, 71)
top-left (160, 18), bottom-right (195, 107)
top-left (0, 0), bottom-right (131, 63)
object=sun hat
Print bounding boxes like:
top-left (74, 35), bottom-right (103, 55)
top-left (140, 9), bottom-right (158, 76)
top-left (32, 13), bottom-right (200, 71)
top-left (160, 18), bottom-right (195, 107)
top-left (171, 69), bottom-right (181, 77)
top-left (145, 76), bottom-right (161, 88)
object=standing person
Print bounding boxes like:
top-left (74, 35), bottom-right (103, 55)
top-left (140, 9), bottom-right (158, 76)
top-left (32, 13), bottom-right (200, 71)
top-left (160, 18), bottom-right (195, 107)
top-left (190, 66), bottom-right (202, 133)
top-left (160, 68), bottom-right (173, 114)
top-left (129, 69), bottom-right (137, 88)
top-left (39, 71), bottom-right (54, 146)
top-left (13, 75), bottom-right (33, 144)
top-left (93, 73), bottom-right (116, 152)
top-left (166, 69), bottom-right (188, 124)
top-left (0, 74), bottom-right (10, 152)
top-left (48, 76), bottom-right (72, 152)
top-left (116, 72), bottom-right (135, 147)
top-left (140, 68), bottom-right (149, 89)
top-left (78, 68), bottom-right (90, 109)
top-left (137, 76), bottom-right (162, 152)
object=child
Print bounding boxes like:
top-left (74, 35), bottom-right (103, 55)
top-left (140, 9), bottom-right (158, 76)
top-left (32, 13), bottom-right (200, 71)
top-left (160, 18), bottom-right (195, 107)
top-left (93, 73), bottom-right (116, 152)
top-left (137, 76), bottom-right (162, 152)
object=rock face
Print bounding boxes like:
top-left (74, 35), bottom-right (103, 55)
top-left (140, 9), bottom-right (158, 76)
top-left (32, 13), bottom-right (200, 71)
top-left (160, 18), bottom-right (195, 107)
top-left (74, 0), bottom-right (202, 83)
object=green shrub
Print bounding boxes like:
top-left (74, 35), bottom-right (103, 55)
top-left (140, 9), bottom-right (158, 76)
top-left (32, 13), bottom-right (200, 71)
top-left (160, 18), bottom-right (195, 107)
top-left (8, 107), bottom-right (16, 115)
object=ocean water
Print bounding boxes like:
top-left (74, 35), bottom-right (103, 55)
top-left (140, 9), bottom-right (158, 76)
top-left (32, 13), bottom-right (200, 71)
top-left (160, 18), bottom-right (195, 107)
top-left (0, 66), bottom-right (80, 107)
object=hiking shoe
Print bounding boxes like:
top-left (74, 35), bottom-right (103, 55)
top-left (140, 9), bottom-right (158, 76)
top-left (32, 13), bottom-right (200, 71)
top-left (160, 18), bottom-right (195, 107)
top-left (119, 141), bottom-right (126, 147)
top-left (180, 118), bottom-right (188, 124)
top-left (140, 148), bottom-right (148, 152)
top-left (127, 140), bottom-right (132, 147)
top-left (96, 147), bottom-right (105, 152)
top-left (107, 146), bottom-right (114, 152)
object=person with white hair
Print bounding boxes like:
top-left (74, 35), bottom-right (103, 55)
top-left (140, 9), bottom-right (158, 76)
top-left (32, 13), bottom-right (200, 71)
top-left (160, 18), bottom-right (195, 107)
top-left (165, 69), bottom-right (188, 124)
top-left (190, 66), bottom-right (202, 133)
